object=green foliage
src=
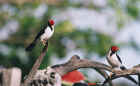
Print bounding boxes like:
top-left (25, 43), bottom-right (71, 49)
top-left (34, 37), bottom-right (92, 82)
top-left (126, 3), bottom-right (139, 19)
top-left (67, 29), bottom-right (113, 56)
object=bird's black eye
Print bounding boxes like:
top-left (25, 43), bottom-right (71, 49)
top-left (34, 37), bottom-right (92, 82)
top-left (50, 72), bottom-right (55, 79)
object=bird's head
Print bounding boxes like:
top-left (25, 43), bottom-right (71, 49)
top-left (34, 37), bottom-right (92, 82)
top-left (111, 46), bottom-right (119, 52)
top-left (48, 19), bottom-right (55, 26)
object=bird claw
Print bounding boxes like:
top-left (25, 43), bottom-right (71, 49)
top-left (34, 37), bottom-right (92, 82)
top-left (109, 73), bottom-right (113, 78)
top-left (42, 39), bottom-right (47, 46)
top-left (109, 73), bottom-right (115, 79)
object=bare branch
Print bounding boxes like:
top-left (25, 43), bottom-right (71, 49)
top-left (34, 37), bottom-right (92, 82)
top-left (23, 42), bottom-right (49, 86)
top-left (23, 54), bottom-right (140, 86)
top-left (52, 55), bottom-right (114, 86)
top-left (95, 69), bottom-right (114, 86)
top-left (51, 55), bottom-right (140, 86)
top-left (52, 55), bottom-right (140, 76)
top-left (101, 71), bottom-right (139, 86)
top-left (52, 55), bottom-right (112, 76)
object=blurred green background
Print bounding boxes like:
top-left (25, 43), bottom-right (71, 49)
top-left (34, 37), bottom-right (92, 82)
top-left (0, 0), bottom-right (140, 85)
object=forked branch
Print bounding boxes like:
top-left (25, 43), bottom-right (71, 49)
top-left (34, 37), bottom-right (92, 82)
top-left (23, 42), bottom-right (49, 86)
top-left (51, 55), bottom-right (140, 86)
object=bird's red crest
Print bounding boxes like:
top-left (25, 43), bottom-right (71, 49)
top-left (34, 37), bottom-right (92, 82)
top-left (111, 46), bottom-right (119, 52)
top-left (49, 19), bottom-right (55, 25)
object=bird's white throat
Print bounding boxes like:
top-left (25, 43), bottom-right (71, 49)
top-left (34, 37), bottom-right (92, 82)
top-left (40, 26), bottom-right (54, 41)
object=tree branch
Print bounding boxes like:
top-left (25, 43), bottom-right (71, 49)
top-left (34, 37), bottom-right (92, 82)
top-left (94, 69), bottom-right (114, 86)
top-left (23, 42), bottom-right (48, 86)
top-left (52, 55), bottom-right (113, 85)
top-left (24, 53), bottom-right (140, 86)
top-left (52, 55), bottom-right (112, 76)
top-left (51, 55), bottom-right (140, 86)
top-left (101, 71), bottom-right (138, 86)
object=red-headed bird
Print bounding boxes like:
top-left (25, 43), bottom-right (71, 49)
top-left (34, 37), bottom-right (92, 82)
top-left (107, 46), bottom-right (137, 84)
top-left (26, 19), bottom-right (55, 51)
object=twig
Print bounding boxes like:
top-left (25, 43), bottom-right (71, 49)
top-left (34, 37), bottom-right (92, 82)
top-left (101, 73), bottom-right (138, 86)
top-left (95, 69), bottom-right (114, 86)
top-left (23, 42), bottom-right (48, 86)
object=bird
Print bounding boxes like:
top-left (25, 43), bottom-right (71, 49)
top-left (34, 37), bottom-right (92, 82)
top-left (29, 66), bottom-right (61, 86)
top-left (25, 19), bottom-right (55, 51)
top-left (106, 45), bottom-right (137, 84)
top-left (62, 70), bottom-right (98, 86)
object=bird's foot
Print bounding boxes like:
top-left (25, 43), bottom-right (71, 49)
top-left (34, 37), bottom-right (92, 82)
top-left (42, 39), bottom-right (47, 46)
top-left (109, 72), bottom-right (115, 78)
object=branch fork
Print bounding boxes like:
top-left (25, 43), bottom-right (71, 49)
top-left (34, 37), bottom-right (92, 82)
top-left (23, 53), bottom-right (140, 86)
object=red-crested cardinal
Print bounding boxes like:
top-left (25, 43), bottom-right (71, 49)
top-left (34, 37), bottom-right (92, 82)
top-left (107, 46), bottom-right (137, 84)
top-left (25, 19), bottom-right (55, 51)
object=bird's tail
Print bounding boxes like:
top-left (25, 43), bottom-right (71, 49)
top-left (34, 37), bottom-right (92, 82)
top-left (25, 40), bottom-right (37, 51)
top-left (120, 66), bottom-right (138, 84)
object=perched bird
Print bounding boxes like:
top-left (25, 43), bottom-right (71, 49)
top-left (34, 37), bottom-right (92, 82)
top-left (62, 70), bottom-right (97, 86)
top-left (106, 46), bottom-right (137, 84)
top-left (30, 66), bottom-right (61, 86)
top-left (25, 19), bottom-right (55, 51)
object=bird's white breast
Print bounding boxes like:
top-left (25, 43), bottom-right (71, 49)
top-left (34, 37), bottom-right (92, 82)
top-left (107, 51), bottom-right (122, 68)
top-left (110, 54), bottom-right (121, 66)
top-left (40, 26), bottom-right (54, 41)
